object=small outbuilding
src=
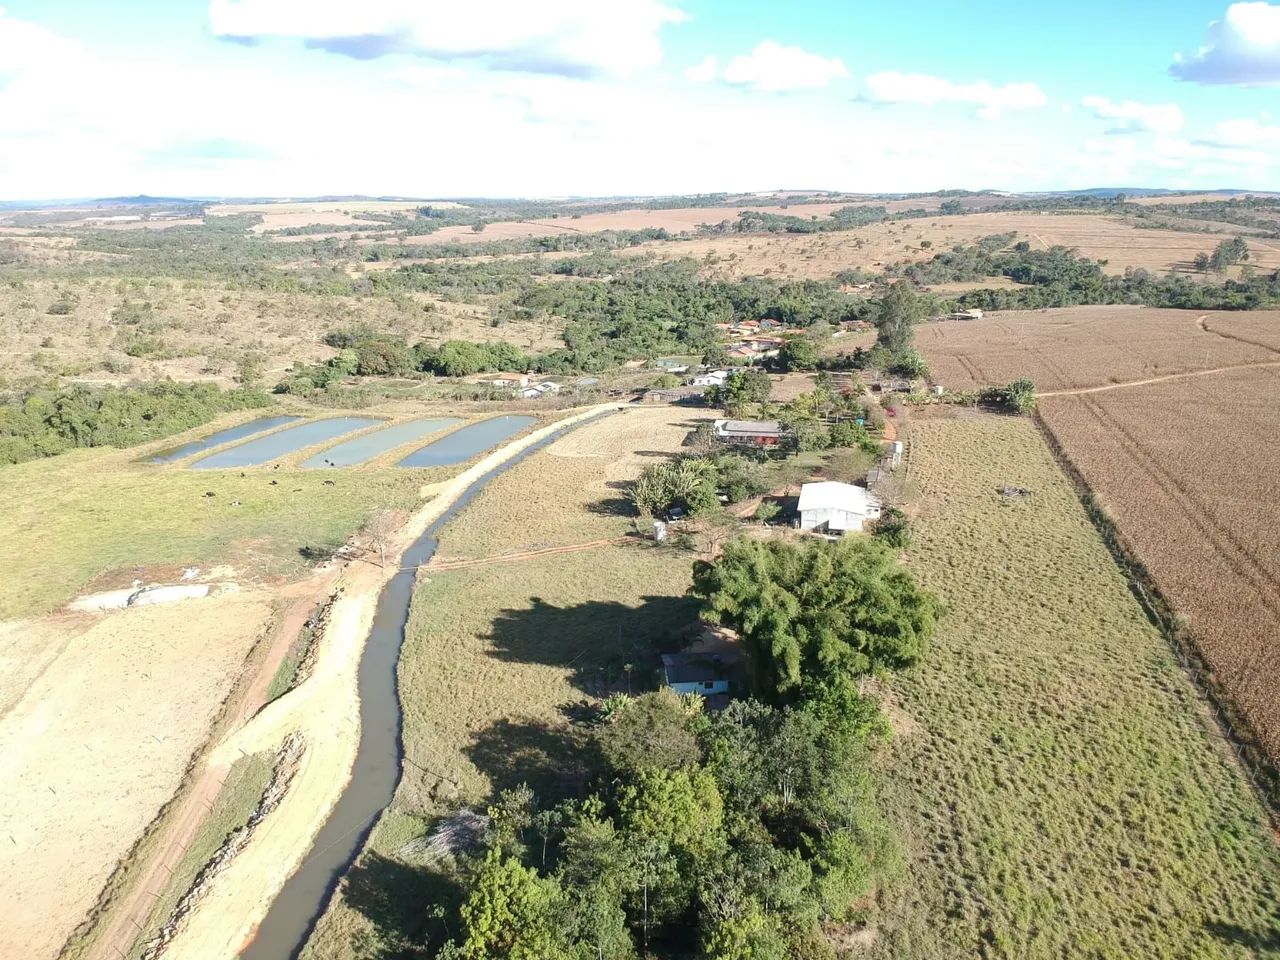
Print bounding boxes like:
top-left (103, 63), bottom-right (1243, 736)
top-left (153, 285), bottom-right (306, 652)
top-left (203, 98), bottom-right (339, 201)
top-left (797, 480), bottom-right (881, 535)
top-left (713, 419), bottom-right (787, 446)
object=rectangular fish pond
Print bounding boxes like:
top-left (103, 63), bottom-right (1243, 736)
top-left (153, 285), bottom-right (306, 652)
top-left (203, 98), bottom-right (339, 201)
top-left (300, 418), bottom-right (462, 468)
top-left (149, 415), bottom-right (303, 463)
top-left (397, 414), bottom-right (537, 468)
top-left (189, 417), bottom-right (386, 469)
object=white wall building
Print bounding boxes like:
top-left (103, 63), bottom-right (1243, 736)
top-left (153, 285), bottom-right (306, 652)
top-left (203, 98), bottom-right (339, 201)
top-left (691, 370), bottom-right (729, 387)
top-left (797, 481), bottom-right (881, 535)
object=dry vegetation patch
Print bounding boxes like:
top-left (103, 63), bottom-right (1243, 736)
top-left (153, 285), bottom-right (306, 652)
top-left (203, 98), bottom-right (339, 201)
top-left (606, 212), bottom-right (1280, 281)
top-left (1039, 366), bottom-right (1280, 771)
top-left (917, 306), bottom-right (1280, 392)
top-left (0, 277), bottom-right (564, 386)
top-left (0, 593), bottom-right (273, 960)
top-left (874, 414), bottom-right (1280, 958)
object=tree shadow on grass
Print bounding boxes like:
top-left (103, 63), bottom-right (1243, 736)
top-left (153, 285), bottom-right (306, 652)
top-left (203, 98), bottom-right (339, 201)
top-left (465, 717), bottom-right (604, 806)
top-left (486, 594), bottom-right (701, 696)
top-left (340, 850), bottom-right (464, 957)
top-left (1204, 921), bottom-right (1280, 952)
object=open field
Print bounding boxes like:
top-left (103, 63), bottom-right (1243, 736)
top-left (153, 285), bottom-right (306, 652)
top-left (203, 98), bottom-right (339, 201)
top-left (0, 416), bottom-right (431, 618)
top-left (0, 592), bottom-right (274, 960)
top-left (0, 277), bottom-right (564, 387)
top-left (607, 211), bottom-right (1280, 281)
top-left (1039, 366), bottom-right (1280, 773)
top-left (874, 413), bottom-right (1280, 958)
top-left (917, 307), bottom-right (1280, 392)
top-left (301, 406), bottom-right (704, 958)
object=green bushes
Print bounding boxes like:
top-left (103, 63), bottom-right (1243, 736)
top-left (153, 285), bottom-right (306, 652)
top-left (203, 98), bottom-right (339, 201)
top-left (442, 682), bottom-right (899, 959)
top-left (0, 382), bottom-right (271, 465)
top-left (979, 378), bottom-right (1037, 414)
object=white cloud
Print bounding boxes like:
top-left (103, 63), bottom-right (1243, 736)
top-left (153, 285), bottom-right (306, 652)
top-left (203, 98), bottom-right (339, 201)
top-left (1081, 95), bottom-right (1184, 134)
top-left (685, 54), bottom-right (717, 83)
top-left (1203, 115), bottom-right (1280, 147)
top-left (861, 71), bottom-right (1047, 119)
top-left (721, 41), bottom-right (848, 92)
top-left (208, 0), bottom-right (688, 77)
top-left (1171, 2), bottom-right (1280, 85)
top-left (0, 8), bottom-right (79, 84)
top-left (0, 10), bottom-right (1276, 200)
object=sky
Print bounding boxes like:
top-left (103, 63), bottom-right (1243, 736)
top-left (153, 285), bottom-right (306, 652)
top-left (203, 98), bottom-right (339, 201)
top-left (0, 0), bottom-right (1278, 199)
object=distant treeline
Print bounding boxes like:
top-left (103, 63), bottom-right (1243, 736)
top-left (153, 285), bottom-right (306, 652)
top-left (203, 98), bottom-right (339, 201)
top-left (891, 236), bottom-right (1280, 311)
top-left (0, 382), bottom-right (271, 466)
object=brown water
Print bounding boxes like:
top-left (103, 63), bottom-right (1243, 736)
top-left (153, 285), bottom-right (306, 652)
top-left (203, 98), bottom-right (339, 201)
top-left (238, 413), bottom-right (608, 960)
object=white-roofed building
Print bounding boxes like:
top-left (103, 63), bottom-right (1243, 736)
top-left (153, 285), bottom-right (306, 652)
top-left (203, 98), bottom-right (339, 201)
top-left (797, 481), bottom-right (881, 535)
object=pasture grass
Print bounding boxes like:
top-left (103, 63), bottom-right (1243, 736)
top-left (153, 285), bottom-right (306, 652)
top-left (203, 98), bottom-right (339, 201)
top-left (124, 751), bottom-right (276, 960)
top-left (872, 413), bottom-right (1280, 959)
top-left (0, 446), bottom-right (426, 618)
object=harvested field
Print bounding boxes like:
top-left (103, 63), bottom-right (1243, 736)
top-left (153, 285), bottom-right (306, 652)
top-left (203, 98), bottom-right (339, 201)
top-left (609, 212), bottom-right (1280, 281)
top-left (1038, 366), bottom-right (1280, 771)
top-left (1129, 192), bottom-right (1279, 206)
top-left (0, 592), bottom-right (273, 960)
top-left (874, 413), bottom-right (1280, 958)
top-left (917, 306), bottom-right (1280, 392)
top-left (300, 407), bottom-right (703, 959)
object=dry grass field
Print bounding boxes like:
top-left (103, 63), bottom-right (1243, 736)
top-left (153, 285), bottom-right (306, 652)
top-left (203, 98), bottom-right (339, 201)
top-left (917, 306), bottom-right (1280, 392)
top-left (0, 277), bottom-right (564, 386)
top-left (301, 407), bottom-right (705, 959)
top-left (874, 413), bottom-right (1280, 959)
top-left (1039, 366), bottom-right (1280, 772)
top-left (607, 212), bottom-right (1280, 281)
top-left (0, 592), bottom-right (273, 960)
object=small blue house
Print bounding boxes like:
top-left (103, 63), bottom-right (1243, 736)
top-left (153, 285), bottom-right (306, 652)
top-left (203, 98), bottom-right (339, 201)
top-left (661, 651), bottom-right (735, 698)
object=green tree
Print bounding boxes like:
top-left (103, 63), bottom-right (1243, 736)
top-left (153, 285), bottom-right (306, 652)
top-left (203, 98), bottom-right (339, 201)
top-left (691, 537), bottom-right (940, 702)
top-left (708, 369), bottom-right (773, 416)
top-left (873, 283), bottom-right (923, 357)
top-left (598, 689), bottom-right (702, 775)
top-left (1209, 236), bottom-right (1249, 272)
top-left (777, 337), bottom-right (821, 372)
top-left (456, 851), bottom-right (567, 960)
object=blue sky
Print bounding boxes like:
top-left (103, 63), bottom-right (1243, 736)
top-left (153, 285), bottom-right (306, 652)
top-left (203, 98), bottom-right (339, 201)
top-left (1, 1), bottom-right (1277, 198)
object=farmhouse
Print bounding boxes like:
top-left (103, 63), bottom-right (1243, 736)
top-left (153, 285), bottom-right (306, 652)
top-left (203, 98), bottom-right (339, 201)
top-left (713, 419), bottom-right (787, 446)
top-left (798, 481), bottom-right (881, 535)
top-left (691, 370), bottom-right (730, 387)
top-left (518, 381), bottom-right (562, 399)
top-left (660, 631), bottom-right (742, 704)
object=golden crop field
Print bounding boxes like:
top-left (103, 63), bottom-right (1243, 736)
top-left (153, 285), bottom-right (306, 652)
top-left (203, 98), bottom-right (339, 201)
top-left (1039, 366), bottom-right (1280, 770)
top-left (917, 307), bottom-right (1280, 392)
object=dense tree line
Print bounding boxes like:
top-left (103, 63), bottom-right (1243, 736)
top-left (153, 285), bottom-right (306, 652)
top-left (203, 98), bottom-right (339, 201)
top-left (0, 381), bottom-right (270, 465)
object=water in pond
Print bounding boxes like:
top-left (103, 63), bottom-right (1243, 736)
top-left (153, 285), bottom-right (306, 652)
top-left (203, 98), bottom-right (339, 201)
top-left (300, 418), bottom-right (461, 469)
top-left (148, 416), bottom-right (302, 464)
top-left (189, 418), bottom-right (384, 469)
top-left (239, 412), bottom-right (609, 960)
top-left (397, 414), bottom-right (536, 468)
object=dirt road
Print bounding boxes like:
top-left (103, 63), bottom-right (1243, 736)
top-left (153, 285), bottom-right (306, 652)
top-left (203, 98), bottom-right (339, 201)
top-left (1035, 359), bottom-right (1280, 397)
top-left (79, 580), bottom-right (338, 960)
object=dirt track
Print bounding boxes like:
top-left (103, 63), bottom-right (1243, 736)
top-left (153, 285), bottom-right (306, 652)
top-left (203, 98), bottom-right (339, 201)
top-left (0, 594), bottom-right (273, 960)
top-left (1035, 359), bottom-right (1280, 397)
top-left (80, 581), bottom-right (337, 960)
top-left (130, 405), bottom-right (617, 960)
